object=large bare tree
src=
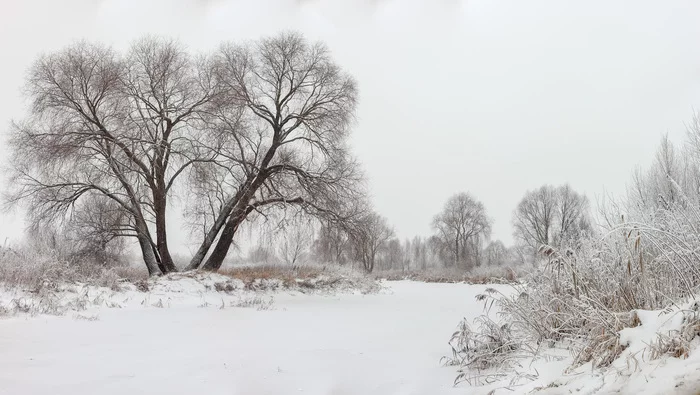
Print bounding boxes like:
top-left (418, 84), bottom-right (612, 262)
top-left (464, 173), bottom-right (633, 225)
top-left (7, 38), bottom-right (219, 275)
top-left (432, 192), bottom-right (492, 268)
top-left (7, 32), bottom-right (361, 275)
top-left (185, 32), bottom-right (361, 271)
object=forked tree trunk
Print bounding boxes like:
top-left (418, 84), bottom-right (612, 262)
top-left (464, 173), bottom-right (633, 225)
top-left (201, 212), bottom-right (246, 271)
top-left (187, 140), bottom-right (282, 271)
top-left (185, 197), bottom-right (238, 271)
top-left (194, 162), bottom-right (277, 271)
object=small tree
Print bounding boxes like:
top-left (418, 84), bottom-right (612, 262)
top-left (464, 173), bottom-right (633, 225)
top-left (385, 238), bottom-right (403, 271)
top-left (432, 193), bottom-right (492, 269)
top-left (278, 221), bottom-right (314, 265)
top-left (512, 184), bottom-right (591, 259)
top-left (312, 220), bottom-right (351, 264)
top-left (67, 196), bottom-right (130, 266)
top-left (483, 240), bottom-right (508, 266)
top-left (349, 212), bottom-right (394, 273)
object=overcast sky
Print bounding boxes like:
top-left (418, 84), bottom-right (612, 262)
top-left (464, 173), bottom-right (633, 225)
top-left (2, 0), bottom-right (700, 250)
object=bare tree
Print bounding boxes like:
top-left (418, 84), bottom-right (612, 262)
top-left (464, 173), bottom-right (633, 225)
top-left (432, 192), bottom-right (492, 268)
top-left (67, 196), bottom-right (131, 265)
top-left (312, 220), bottom-right (351, 264)
top-left (278, 221), bottom-right (314, 265)
top-left (247, 244), bottom-right (276, 264)
top-left (512, 186), bottom-right (557, 255)
top-left (349, 212), bottom-right (394, 273)
top-left (385, 238), bottom-right (403, 271)
top-left (483, 240), bottom-right (508, 266)
top-left (185, 32), bottom-right (361, 271)
top-left (411, 236), bottom-right (426, 270)
top-left (512, 184), bottom-right (591, 257)
top-left (7, 39), bottom-right (219, 275)
top-left (555, 184), bottom-right (592, 245)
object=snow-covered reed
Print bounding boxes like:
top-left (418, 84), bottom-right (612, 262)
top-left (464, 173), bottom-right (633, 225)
top-left (448, 183), bottom-right (700, 387)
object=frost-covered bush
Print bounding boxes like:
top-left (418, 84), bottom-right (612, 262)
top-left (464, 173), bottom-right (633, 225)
top-left (649, 302), bottom-right (700, 360)
top-left (448, 189), bottom-right (700, 386)
top-left (447, 133), bottom-right (700, 385)
top-left (443, 288), bottom-right (531, 386)
top-left (0, 244), bottom-right (145, 291)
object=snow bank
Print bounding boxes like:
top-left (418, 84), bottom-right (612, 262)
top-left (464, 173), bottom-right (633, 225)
top-left (0, 270), bottom-right (383, 317)
top-left (470, 299), bottom-right (700, 394)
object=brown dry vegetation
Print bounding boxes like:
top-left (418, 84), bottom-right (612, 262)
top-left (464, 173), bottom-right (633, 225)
top-left (214, 264), bottom-right (381, 293)
top-left (217, 264), bottom-right (326, 288)
top-left (374, 266), bottom-right (521, 285)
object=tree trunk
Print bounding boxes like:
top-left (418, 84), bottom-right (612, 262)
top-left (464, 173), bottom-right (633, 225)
top-left (189, 144), bottom-right (279, 271)
top-left (154, 195), bottom-right (177, 273)
top-left (135, 222), bottom-right (162, 276)
top-left (185, 197), bottom-right (238, 270)
top-left (201, 211), bottom-right (245, 271)
top-left (454, 238), bottom-right (459, 267)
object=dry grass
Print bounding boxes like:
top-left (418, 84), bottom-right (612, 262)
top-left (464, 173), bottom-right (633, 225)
top-left (650, 304), bottom-right (700, 360)
top-left (445, 213), bottom-right (700, 388)
top-left (218, 264), bottom-right (326, 289)
top-left (375, 266), bottom-right (526, 285)
top-left (216, 263), bottom-right (381, 293)
top-left (0, 245), bottom-right (146, 292)
top-left (230, 295), bottom-right (275, 310)
top-left (442, 288), bottom-right (527, 386)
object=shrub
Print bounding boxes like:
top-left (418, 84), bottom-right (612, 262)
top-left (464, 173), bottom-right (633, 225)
top-left (0, 244), bottom-right (146, 291)
top-left (443, 289), bottom-right (526, 386)
top-left (447, 212), bottom-right (700, 388)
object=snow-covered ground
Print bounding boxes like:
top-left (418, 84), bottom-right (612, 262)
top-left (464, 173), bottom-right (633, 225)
top-left (520, 304), bottom-right (700, 395)
top-left (0, 280), bottom-right (506, 395)
top-left (2, 277), bottom-right (698, 395)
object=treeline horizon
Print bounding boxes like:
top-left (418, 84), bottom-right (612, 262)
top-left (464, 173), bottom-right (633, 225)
top-left (4, 30), bottom-right (687, 276)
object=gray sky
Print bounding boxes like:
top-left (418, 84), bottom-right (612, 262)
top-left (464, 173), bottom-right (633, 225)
top-left (2, 0), bottom-right (700, 249)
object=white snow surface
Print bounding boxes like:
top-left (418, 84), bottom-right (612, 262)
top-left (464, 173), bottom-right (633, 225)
top-left (523, 303), bottom-right (700, 395)
top-left (0, 279), bottom-right (507, 395)
top-left (1, 276), bottom-right (699, 395)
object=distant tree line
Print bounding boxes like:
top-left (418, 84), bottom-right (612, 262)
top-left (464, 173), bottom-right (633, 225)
top-left (239, 185), bottom-right (592, 273)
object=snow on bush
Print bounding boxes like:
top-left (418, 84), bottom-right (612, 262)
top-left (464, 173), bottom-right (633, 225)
top-left (446, 200), bottom-right (700, 392)
top-left (0, 244), bottom-right (145, 292)
top-left (0, 255), bottom-right (382, 317)
top-left (442, 288), bottom-right (530, 386)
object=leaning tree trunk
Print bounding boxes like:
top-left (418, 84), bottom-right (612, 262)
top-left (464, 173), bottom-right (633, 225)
top-left (135, 221), bottom-right (162, 276)
top-left (191, 145), bottom-right (279, 271)
top-left (185, 197), bottom-right (238, 271)
top-left (201, 210), bottom-right (247, 271)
